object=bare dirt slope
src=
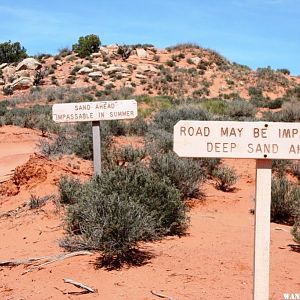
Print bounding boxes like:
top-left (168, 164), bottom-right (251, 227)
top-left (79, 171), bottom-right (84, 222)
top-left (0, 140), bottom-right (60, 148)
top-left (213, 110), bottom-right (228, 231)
top-left (0, 127), bottom-right (299, 300)
top-left (0, 126), bottom-right (42, 183)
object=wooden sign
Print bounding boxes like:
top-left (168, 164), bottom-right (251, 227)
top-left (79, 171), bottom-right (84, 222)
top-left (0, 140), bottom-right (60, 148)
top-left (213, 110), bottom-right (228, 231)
top-left (52, 100), bottom-right (137, 123)
top-left (173, 120), bottom-right (299, 300)
top-left (174, 120), bottom-right (300, 159)
top-left (52, 99), bottom-right (137, 175)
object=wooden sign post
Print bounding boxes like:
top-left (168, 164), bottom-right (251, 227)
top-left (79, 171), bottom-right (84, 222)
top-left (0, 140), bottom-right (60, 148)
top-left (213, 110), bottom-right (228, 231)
top-left (52, 99), bottom-right (137, 175)
top-left (174, 120), bottom-right (300, 300)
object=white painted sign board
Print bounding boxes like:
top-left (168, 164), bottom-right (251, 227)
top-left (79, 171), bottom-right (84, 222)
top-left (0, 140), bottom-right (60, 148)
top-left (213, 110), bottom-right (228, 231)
top-left (173, 120), bottom-right (300, 300)
top-left (174, 120), bottom-right (300, 159)
top-left (52, 99), bottom-right (137, 123)
top-left (52, 99), bottom-right (137, 175)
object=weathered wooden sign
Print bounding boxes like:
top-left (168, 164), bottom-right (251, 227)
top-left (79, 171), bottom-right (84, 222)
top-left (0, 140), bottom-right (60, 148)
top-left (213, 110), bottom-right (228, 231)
top-left (52, 100), bottom-right (137, 175)
top-left (174, 120), bottom-right (300, 159)
top-left (52, 99), bottom-right (137, 123)
top-left (174, 120), bottom-right (299, 300)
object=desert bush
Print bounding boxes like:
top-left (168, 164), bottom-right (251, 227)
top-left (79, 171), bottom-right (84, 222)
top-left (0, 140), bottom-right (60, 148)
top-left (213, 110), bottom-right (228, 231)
top-left (166, 43), bottom-right (201, 51)
top-left (125, 117), bottom-right (148, 136)
top-left (272, 159), bottom-right (292, 177)
top-left (39, 132), bottom-right (72, 156)
top-left (72, 34), bottom-right (100, 58)
top-left (146, 128), bottom-right (173, 153)
top-left (33, 70), bottom-right (44, 86)
top-left (150, 152), bottom-right (206, 198)
top-left (60, 165), bottom-right (188, 262)
top-left (2, 105), bottom-right (59, 135)
top-left (166, 60), bottom-right (176, 67)
top-left (201, 99), bottom-right (228, 115)
top-left (0, 40), bottom-right (27, 63)
top-left (57, 47), bottom-right (72, 58)
top-left (276, 68), bottom-right (290, 75)
top-left (117, 45), bottom-right (132, 60)
top-left (0, 101), bottom-right (8, 116)
top-left (116, 146), bottom-right (146, 165)
top-left (265, 98), bottom-right (283, 109)
top-left (58, 176), bottom-right (82, 205)
top-left (292, 218), bottom-right (300, 244)
top-left (153, 106), bottom-right (212, 133)
top-left (29, 194), bottom-right (54, 209)
top-left (212, 166), bottom-right (239, 191)
top-left (291, 161), bottom-right (300, 181)
top-left (226, 100), bottom-right (256, 120)
top-left (271, 176), bottom-right (300, 224)
top-left (264, 101), bottom-right (300, 122)
top-left (3, 85), bottom-right (13, 96)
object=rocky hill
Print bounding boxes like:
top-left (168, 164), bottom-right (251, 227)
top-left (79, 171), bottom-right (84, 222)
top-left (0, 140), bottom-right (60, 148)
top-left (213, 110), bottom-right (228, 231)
top-left (1, 43), bottom-right (299, 102)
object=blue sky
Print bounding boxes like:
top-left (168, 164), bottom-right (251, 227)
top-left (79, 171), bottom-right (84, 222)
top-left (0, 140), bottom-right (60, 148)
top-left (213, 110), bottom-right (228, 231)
top-left (1, 0), bottom-right (299, 74)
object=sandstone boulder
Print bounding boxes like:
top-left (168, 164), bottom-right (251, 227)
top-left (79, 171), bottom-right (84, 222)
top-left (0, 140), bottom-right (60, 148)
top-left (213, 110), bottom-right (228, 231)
top-left (190, 57), bottom-right (201, 65)
top-left (0, 63), bottom-right (8, 69)
top-left (11, 76), bottom-right (33, 90)
top-left (16, 58), bottom-right (42, 71)
top-left (137, 64), bottom-right (159, 74)
top-left (136, 74), bottom-right (147, 79)
top-left (88, 71), bottom-right (102, 78)
top-left (104, 65), bottom-right (127, 75)
top-left (78, 67), bottom-right (93, 74)
top-left (136, 48), bottom-right (148, 59)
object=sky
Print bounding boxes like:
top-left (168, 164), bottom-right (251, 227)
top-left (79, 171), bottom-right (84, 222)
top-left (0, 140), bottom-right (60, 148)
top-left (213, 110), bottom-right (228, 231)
top-left (1, 0), bottom-right (300, 74)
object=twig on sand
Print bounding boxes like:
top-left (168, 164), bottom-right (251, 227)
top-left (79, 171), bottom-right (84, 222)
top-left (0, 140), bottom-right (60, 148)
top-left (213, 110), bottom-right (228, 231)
top-left (0, 251), bottom-right (93, 274)
top-left (0, 202), bottom-right (27, 218)
top-left (151, 290), bottom-right (175, 300)
top-left (22, 251), bottom-right (93, 275)
top-left (63, 278), bottom-right (96, 293)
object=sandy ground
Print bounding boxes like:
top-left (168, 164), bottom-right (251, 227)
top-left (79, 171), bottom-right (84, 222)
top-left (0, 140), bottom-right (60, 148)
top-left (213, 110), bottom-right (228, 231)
top-left (0, 126), bottom-right (299, 300)
top-left (0, 126), bottom-right (42, 183)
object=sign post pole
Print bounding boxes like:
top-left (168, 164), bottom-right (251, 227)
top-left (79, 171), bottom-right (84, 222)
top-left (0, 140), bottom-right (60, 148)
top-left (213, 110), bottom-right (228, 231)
top-left (92, 121), bottom-right (101, 176)
top-left (253, 159), bottom-right (272, 300)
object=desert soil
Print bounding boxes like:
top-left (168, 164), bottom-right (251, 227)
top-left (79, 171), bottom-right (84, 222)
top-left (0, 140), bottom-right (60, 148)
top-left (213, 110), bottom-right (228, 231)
top-left (0, 126), bottom-right (299, 300)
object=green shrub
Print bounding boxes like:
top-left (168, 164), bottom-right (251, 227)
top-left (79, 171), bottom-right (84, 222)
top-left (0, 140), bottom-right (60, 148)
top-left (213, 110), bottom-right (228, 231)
top-left (60, 165), bottom-right (188, 263)
top-left (212, 166), bottom-right (239, 191)
top-left (201, 99), bottom-right (228, 115)
top-left (166, 60), bottom-right (176, 67)
top-left (271, 177), bottom-right (300, 224)
top-left (0, 40), bottom-right (27, 63)
top-left (277, 68), bottom-right (290, 75)
top-left (150, 152), bottom-right (206, 198)
top-left (72, 34), bottom-right (101, 58)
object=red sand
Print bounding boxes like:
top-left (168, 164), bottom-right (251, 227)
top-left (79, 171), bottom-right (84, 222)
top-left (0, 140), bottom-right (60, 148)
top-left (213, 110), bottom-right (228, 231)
top-left (0, 126), bottom-right (299, 300)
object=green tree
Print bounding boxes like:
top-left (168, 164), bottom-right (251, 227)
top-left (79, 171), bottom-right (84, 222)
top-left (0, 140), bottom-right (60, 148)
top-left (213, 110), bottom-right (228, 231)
top-left (72, 34), bottom-right (101, 58)
top-left (0, 40), bottom-right (27, 63)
